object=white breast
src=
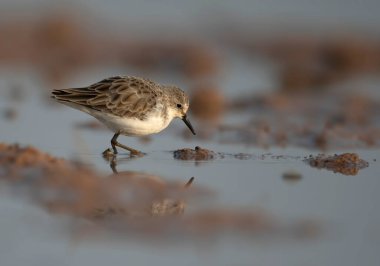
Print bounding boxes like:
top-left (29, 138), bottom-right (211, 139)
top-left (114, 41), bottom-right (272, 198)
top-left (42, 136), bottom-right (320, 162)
top-left (94, 111), bottom-right (172, 136)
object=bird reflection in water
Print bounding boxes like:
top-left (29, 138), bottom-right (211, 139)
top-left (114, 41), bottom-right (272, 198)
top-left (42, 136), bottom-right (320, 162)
top-left (101, 151), bottom-right (195, 217)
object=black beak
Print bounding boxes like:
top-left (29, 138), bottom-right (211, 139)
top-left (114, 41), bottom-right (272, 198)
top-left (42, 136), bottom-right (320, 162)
top-left (182, 114), bottom-right (196, 135)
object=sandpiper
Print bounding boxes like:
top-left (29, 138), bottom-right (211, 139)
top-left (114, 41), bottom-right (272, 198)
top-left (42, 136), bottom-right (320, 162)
top-left (51, 76), bottom-right (196, 155)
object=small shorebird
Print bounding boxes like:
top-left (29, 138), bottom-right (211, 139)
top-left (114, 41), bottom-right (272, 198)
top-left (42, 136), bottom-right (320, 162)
top-left (51, 76), bottom-right (196, 155)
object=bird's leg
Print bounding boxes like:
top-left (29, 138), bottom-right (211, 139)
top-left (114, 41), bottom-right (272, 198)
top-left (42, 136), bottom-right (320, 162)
top-left (184, 177), bottom-right (195, 188)
top-left (111, 133), bottom-right (120, 154)
top-left (110, 157), bottom-right (118, 173)
top-left (110, 133), bottom-right (143, 156)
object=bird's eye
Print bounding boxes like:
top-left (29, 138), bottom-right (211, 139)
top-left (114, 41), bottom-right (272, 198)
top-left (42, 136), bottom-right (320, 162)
top-left (176, 103), bottom-right (182, 108)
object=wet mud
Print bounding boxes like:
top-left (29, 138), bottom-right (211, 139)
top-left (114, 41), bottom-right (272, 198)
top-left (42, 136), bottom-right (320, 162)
top-left (0, 143), bottom-right (320, 240)
top-left (305, 153), bottom-right (369, 175)
top-left (173, 146), bottom-right (216, 161)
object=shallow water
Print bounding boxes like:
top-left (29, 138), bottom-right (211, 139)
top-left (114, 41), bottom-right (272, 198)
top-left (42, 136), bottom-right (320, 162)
top-left (1, 69), bottom-right (380, 266)
top-left (1, 0), bottom-right (380, 262)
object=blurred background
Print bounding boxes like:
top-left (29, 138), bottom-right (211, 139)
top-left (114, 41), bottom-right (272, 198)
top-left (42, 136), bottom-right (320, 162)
top-left (1, 1), bottom-right (380, 266)
top-left (1, 0), bottom-right (380, 148)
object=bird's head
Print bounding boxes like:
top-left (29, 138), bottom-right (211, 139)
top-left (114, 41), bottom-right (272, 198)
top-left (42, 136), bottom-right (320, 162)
top-left (165, 86), bottom-right (196, 135)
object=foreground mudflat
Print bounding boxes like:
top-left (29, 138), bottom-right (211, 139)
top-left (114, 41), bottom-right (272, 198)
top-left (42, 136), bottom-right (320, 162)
top-left (1, 143), bottom-right (318, 239)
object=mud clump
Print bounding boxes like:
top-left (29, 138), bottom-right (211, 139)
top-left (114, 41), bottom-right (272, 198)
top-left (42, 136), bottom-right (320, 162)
top-left (0, 143), bottom-right (66, 171)
top-left (173, 146), bottom-right (216, 161)
top-left (282, 170), bottom-right (302, 182)
top-left (305, 153), bottom-right (369, 175)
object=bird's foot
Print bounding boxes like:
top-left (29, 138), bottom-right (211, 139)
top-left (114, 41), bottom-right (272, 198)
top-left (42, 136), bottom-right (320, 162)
top-left (102, 148), bottom-right (116, 160)
top-left (129, 149), bottom-right (144, 157)
top-left (102, 147), bottom-right (144, 158)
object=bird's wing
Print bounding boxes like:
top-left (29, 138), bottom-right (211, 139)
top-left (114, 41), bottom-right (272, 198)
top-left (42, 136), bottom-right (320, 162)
top-left (52, 76), bottom-right (161, 119)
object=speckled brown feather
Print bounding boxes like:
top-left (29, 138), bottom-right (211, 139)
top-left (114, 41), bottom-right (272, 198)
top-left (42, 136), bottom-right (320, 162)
top-left (51, 76), bottom-right (164, 120)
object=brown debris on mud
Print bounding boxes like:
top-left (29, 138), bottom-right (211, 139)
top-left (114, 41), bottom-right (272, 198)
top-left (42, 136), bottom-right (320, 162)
top-left (173, 146), bottom-right (216, 161)
top-left (282, 170), bottom-right (302, 182)
top-left (0, 143), bottom-right (67, 170)
top-left (305, 153), bottom-right (369, 175)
